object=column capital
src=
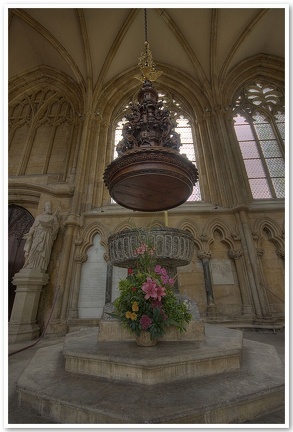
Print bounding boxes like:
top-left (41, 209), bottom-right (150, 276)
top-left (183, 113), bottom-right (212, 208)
top-left (227, 249), bottom-right (243, 260)
top-left (74, 253), bottom-right (87, 263)
top-left (198, 250), bottom-right (212, 261)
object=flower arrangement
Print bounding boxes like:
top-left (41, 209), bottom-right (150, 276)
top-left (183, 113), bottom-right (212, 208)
top-left (113, 241), bottom-right (192, 341)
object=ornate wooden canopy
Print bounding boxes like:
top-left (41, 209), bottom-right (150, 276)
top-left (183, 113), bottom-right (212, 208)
top-left (103, 79), bottom-right (198, 211)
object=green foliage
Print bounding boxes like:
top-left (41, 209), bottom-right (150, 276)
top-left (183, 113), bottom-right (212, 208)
top-left (113, 240), bottom-right (192, 341)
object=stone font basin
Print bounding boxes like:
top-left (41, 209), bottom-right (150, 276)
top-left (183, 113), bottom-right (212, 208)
top-left (108, 227), bottom-right (195, 269)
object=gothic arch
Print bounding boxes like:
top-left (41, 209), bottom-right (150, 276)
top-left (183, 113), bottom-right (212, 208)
top-left (253, 217), bottom-right (284, 251)
top-left (203, 218), bottom-right (236, 250)
top-left (79, 222), bottom-right (110, 260)
top-left (95, 64), bottom-right (210, 127)
top-left (176, 219), bottom-right (201, 249)
top-left (222, 54), bottom-right (285, 108)
top-left (9, 65), bottom-right (83, 108)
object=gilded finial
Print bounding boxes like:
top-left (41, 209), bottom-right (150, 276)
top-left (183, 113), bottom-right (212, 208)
top-left (135, 41), bottom-right (163, 82)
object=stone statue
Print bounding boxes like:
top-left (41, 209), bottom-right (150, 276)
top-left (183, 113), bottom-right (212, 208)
top-left (22, 201), bottom-right (60, 273)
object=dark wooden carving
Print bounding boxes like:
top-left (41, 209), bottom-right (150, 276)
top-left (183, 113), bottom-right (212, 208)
top-left (104, 80), bottom-right (198, 211)
top-left (8, 205), bottom-right (34, 319)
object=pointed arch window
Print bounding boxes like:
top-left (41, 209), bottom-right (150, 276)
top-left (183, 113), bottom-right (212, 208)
top-left (233, 81), bottom-right (285, 199)
top-left (113, 90), bottom-right (201, 202)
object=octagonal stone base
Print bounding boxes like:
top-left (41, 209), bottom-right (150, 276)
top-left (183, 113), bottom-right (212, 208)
top-left (63, 325), bottom-right (242, 385)
top-left (16, 324), bottom-right (284, 424)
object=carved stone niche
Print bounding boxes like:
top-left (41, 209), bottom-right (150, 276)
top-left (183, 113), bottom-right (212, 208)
top-left (108, 227), bottom-right (195, 269)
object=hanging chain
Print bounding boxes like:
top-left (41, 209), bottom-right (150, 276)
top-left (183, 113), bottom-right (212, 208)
top-left (144, 9), bottom-right (148, 43)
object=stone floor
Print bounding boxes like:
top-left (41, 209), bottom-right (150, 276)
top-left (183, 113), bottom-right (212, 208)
top-left (7, 326), bottom-right (286, 426)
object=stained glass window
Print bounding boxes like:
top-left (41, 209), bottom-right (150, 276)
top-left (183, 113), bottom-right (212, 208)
top-left (233, 81), bottom-right (285, 199)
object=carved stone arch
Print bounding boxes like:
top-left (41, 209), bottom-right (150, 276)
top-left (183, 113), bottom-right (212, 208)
top-left (149, 220), bottom-right (165, 229)
top-left (32, 92), bottom-right (76, 128)
top-left (176, 219), bottom-right (201, 250)
top-left (9, 65), bottom-right (84, 110)
top-left (9, 66), bottom-right (83, 179)
top-left (95, 64), bottom-right (210, 137)
top-left (253, 217), bottom-right (284, 251)
top-left (80, 222), bottom-right (110, 261)
top-left (8, 188), bottom-right (41, 206)
top-left (203, 218), bottom-right (236, 250)
top-left (222, 54), bottom-right (285, 109)
top-left (113, 221), bottom-right (136, 234)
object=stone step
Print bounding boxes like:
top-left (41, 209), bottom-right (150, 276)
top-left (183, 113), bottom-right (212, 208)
top-left (16, 324), bottom-right (285, 424)
top-left (62, 325), bottom-right (242, 385)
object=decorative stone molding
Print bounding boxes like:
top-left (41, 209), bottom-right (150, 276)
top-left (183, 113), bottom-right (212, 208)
top-left (252, 231), bottom-right (259, 240)
top-left (276, 248), bottom-right (285, 260)
top-left (74, 253), bottom-right (87, 263)
top-left (227, 249), bottom-right (243, 260)
top-left (108, 227), bottom-right (195, 268)
top-left (231, 232), bottom-right (241, 241)
top-left (256, 248), bottom-right (265, 258)
top-left (74, 236), bottom-right (83, 246)
top-left (199, 233), bottom-right (208, 242)
top-left (197, 250), bottom-right (212, 260)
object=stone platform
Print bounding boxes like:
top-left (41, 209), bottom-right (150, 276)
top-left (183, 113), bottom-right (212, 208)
top-left (15, 324), bottom-right (285, 424)
top-left (63, 325), bottom-right (241, 385)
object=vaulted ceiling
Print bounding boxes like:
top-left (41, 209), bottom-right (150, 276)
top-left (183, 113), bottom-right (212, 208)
top-left (9, 7), bottom-right (285, 93)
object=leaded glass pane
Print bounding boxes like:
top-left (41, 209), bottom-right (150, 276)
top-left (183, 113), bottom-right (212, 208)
top-left (177, 129), bottom-right (192, 143)
top-left (233, 114), bottom-right (247, 125)
top-left (244, 159), bottom-right (266, 178)
top-left (260, 141), bottom-right (282, 158)
top-left (272, 178), bottom-right (285, 198)
top-left (239, 141), bottom-right (259, 159)
top-left (276, 122), bottom-right (285, 140)
top-left (180, 144), bottom-right (195, 160)
top-left (233, 81), bottom-right (284, 200)
top-left (249, 179), bottom-right (272, 198)
top-left (234, 124), bottom-right (254, 141)
top-left (176, 117), bottom-right (189, 127)
top-left (188, 182), bottom-right (201, 201)
top-left (275, 113), bottom-right (285, 122)
top-left (254, 123), bottom-right (275, 140)
top-left (253, 113), bottom-right (268, 123)
top-left (266, 158), bottom-right (285, 177)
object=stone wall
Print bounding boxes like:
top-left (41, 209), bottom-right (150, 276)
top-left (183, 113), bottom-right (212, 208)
top-left (8, 56), bottom-right (285, 336)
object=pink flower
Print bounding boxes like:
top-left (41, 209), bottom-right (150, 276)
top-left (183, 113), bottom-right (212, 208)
top-left (168, 278), bottom-right (175, 285)
top-left (142, 277), bottom-right (158, 299)
top-left (154, 265), bottom-right (162, 274)
top-left (161, 275), bottom-right (169, 284)
top-left (161, 267), bottom-right (168, 276)
top-left (140, 315), bottom-right (153, 330)
top-left (156, 285), bottom-right (166, 301)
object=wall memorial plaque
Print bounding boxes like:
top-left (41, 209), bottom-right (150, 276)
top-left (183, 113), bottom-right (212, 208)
top-left (210, 259), bottom-right (234, 285)
top-left (78, 234), bottom-right (107, 318)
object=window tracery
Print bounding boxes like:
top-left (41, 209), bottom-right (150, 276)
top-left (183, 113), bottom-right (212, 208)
top-left (233, 81), bottom-right (285, 199)
top-left (9, 89), bottom-right (75, 178)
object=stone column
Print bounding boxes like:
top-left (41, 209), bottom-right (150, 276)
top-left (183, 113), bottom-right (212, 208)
top-left (67, 253), bottom-right (87, 319)
top-left (105, 262), bottom-right (113, 303)
top-left (9, 268), bottom-right (49, 343)
top-left (255, 248), bottom-right (272, 318)
top-left (227, 249), bottom-right (254, 317)
top-left (236, 210), bottom-right (263, 318)
top-left (197, 250), bottom-right (216, 317)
